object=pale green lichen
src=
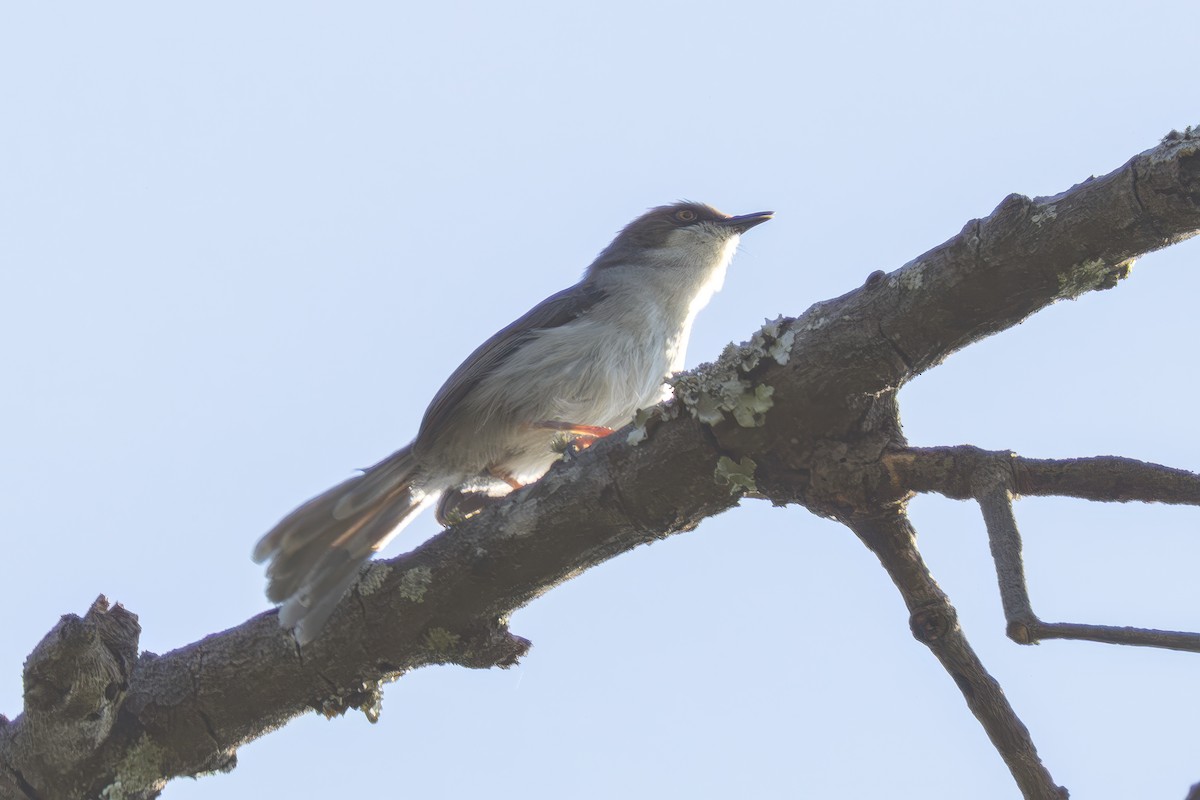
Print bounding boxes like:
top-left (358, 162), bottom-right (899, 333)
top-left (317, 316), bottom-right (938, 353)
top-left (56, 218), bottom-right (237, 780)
top-left (730, 382), bottom-right (775, 427)
top-left (627, 405), bottom-right (667, 446)
top-left (714, 455), bottom-right (758, 495)
top-left (101, 735), bottom-right (168, 799)
top-left (495, 494), bottom-right (541, 537)
top-left (394, 565), bottom-right (432, 602)
top-left (356, 562), bottom-right (393, 596)
top-left (674, 373), bottom-right (774, 428)
top-left (899, 261), bottom-right (926, 291)
top-left (1156, 125), bottom-right (1198, 154)
top-left (671, 317), bottom-right (792, 429)
top-left (795, 311), bottom-right (831, 332)
top-left (1058, 258), bottom-right (1134, 299)
top-left (424, 627), bottom-right (460, 653)
top-left (1161, 125), bottom-right (1196, 143)
top-left (767, 329), bottom-right (795, 366)
top-left (1030, 204), bottom-right (1057, 225)
top-left (319, 679), bottom-right (385, 723)
top-left (719, 317), bottom-right (796, 372)
top-left (349, 681), bottom-right (385, 724)
top-left (358, 687), bottom-right (384, 724)
top-left (752, 316), bottom-right (796, 366)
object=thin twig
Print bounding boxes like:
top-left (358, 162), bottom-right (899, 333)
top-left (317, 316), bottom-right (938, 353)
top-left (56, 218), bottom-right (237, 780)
top-left (1029, 621), bottom-right (1200, 652)
top-left (976, 485), bottom-right (1036, 632)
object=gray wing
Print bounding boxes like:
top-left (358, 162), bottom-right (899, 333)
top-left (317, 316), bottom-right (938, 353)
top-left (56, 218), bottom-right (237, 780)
top-left (416, 281), bottom-right (607, 447)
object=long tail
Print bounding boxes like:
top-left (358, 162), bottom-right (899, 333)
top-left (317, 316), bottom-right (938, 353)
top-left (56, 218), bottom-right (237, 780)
top-left (252, 445), bottom-right (433, 644)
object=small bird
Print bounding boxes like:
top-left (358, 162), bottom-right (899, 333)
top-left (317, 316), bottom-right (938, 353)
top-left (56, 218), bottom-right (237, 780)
top-left (254, 201), bottom-right (772, 642)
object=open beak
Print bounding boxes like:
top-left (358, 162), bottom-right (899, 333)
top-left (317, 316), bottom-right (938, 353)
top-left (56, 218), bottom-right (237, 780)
top-left (720, 210), bottom-right (774, 233)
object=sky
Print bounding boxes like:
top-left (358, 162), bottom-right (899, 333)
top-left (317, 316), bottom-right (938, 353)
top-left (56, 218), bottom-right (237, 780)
top-left (2, 2), bottom-right (1198, 798)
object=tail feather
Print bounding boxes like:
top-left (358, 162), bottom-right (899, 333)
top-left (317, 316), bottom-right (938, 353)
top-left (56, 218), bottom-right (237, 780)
top-left (254, 446), bottom-right (430, 644)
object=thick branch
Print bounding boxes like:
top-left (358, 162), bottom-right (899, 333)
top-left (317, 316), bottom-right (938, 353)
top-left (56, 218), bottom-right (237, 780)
top-left (3, 130), bottom-right (1199, 797)
top-left (874, 128), bottom-right (1200, 379)
top-left (1, 598), bottom-right (141, 800)
top-left (1, 416), bottom-right (742, 799)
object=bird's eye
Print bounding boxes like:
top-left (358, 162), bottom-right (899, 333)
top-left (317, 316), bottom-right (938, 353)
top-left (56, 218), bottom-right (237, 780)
top-left (675, 209), bottom-right (697, 222)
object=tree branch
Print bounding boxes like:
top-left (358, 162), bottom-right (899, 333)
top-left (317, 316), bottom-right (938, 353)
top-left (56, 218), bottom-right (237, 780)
top-left (883, 446), bottom-right (1200, 505)
top-left (843, 505), bottom-right (1067, 800)
top-left (3, 129), bottom-right (1199, 798)
top-left (884, 445), bottom-right (1200, 652)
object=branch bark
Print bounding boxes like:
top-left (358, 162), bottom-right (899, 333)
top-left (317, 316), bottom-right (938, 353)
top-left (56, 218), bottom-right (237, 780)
top-left (883, 445), bottom-right (1200, 505)
top-left (884, 445), bottom-right (1200, 652)
top-left (844, 505), bottom-right (1066, 800)
top-left (2, 128), bottom-right (1199, 799)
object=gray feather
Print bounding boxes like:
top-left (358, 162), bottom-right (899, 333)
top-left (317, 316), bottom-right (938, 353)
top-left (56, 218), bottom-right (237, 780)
top-left (253, 447), bottom-right (427, 636)
top-left (415, 282), bottom-right (607, 451)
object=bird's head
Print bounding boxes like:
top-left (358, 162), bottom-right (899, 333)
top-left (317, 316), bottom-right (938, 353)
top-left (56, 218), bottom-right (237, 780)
top-left (585, 202), bottom-right (772, 309)
top-left (589, 202), bottom-right (772, 274)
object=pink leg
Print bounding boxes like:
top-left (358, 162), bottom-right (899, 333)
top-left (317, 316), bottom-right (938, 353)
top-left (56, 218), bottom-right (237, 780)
top-left (530, 420), bottom-right (615, 449)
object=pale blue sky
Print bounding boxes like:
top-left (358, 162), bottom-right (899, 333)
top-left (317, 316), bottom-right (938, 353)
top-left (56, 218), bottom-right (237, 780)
top-left (2, 3), bottom-right (1198, 798)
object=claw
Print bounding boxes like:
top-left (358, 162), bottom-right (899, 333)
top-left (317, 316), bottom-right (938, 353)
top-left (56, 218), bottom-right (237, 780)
top-left (486, 466), bottom-right (524, 490)
top-left (530, 420), bottom-right (615, 450)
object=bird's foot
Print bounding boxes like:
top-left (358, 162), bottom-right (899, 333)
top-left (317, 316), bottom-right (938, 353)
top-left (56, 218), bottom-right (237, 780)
top-left (530, 420), bottom-right (615, 451)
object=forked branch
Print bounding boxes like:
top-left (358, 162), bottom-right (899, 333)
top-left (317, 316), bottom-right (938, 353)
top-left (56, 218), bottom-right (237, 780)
top-left (884, 446), bottom-right (1200, 651)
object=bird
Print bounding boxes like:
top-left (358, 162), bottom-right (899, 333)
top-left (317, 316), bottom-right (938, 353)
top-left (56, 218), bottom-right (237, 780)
top-left (253, 201), bottom-right (773, 643)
